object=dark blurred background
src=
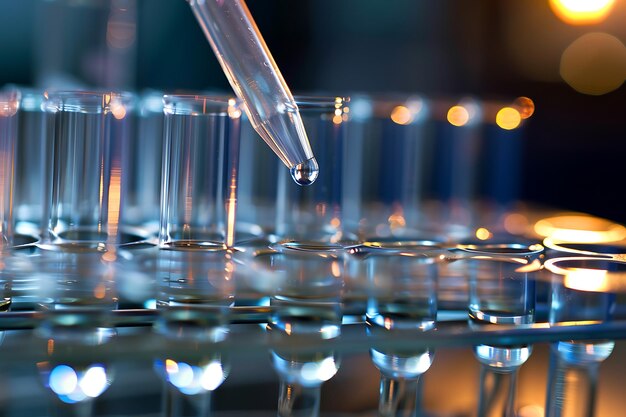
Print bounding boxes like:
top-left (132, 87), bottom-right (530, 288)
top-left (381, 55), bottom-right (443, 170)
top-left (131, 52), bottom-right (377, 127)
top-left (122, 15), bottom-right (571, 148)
top-left (1, 0), bottom-right (625, 223)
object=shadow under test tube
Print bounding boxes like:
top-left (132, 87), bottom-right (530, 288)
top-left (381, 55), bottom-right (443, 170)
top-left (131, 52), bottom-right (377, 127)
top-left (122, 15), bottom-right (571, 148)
top-left (187, 0), bottom-right (318, 186)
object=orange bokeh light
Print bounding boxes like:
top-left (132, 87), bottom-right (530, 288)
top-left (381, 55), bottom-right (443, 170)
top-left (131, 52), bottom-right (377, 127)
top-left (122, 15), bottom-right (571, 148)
top-left (447, 105), bottom-right (470, 127)
top-left (549, 0), bottom-right (615, 25)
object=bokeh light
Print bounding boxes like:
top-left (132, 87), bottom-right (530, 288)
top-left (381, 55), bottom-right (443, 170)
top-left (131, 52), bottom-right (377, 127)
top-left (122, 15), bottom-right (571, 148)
top-left (549, 0), bottom-right (615, 25)
top-left (560, 32), bottom-right (626, 95)
top-left (513, 97), bottom-right (535, 119)
top-left (390, 105), bottom-right (413, 125)
top-left (496, 107), bottom-right (522, 130)
top-left (447, 105), bottom-right (470, 127)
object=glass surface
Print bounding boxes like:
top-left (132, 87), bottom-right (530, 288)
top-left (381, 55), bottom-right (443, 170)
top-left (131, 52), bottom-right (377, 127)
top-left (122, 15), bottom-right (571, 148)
top-left (0, 90), bottom-right (19, 248)
top-left (160, 95), bottom-right (241, 249)
top-left (42, 91), bottom-right (137, 249)
top-left (13, 89), bottom-right (46, 238)
top-left (120, 91), bottom-right (164, 237)
top-left (187, 0), bottom-right (317, 184)
top-left (545, 257), bottom-right (618, 417)
top-left (237, 96), bottom-right (348, 244)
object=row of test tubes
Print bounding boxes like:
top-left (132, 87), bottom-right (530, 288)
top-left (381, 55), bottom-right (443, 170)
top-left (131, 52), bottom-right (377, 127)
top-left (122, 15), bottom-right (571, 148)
top-left (1, 88), bottom-right (533, 250)
top-left (0, 240), bottom-right (620, 416)
top-left (0, 87), bottom-right (621, 417)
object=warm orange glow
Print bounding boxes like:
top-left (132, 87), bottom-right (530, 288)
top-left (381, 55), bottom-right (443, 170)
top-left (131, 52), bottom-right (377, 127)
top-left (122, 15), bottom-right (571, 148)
top-left (225, 175), bottom-right (237, 248)
top-left (165, 359), bottom-right (179, 374)
top-left (331, 261), bottom-right (341, 278)
top-left (0, 98), bottom-right (19, 117)
top-left (111, 103), bottom-right (127, 120)
top-left (106, 166), bottom-right (122, 244)
top-left (384, 317), bottom-right (393, 330)
top-left (332, 115), bottom-right (343, 125)
top-left (475, 227), bottom-right (492, 240)
top-left (549, 0), bottom-right (615, 25)
top-left (560, 32), bottom-right (626, 95)
top-left (107, 21), bottom-right (136, 49)
top-left (330, 217), bottom-right (341, 228)
top-left (388, 213), bottom-right (406, 229)
top-left (496, 107), bottom-right (522, 130)
top-left (447, 106), bottom-right (470, 127)
top-left (390, 106), bottom-right (414, 125)
top-left (47, 339), bottom-right (55, 356)
top-left (513, 97), bottom-right (535, 119)
top-left (564, 268), bottom-right (610, 292)
top-left (94, 283), bottom-right (107, 299)
top-left (518, 404), bottom-right (544, 417)
top-left (534, 215), bottom-right (626, 243)
top-left (102, 252), bottom-right (117, 262)
top-left (284, 323), bottom-right (292, 335)
top-left (504, 213), bottom-right (529, 235)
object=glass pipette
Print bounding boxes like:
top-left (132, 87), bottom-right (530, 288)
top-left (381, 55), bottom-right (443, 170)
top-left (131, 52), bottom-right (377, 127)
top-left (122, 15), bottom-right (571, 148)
top-left (187, 0), bottom-right (318, 185)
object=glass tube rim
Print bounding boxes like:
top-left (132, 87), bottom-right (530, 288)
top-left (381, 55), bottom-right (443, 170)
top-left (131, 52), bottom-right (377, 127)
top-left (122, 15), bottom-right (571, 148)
top-left (163, 94), bottom-right (239, 116)
top-left (0, 90), bottom-right (20, 117)
top-left (544, 256), bottom-right (626, 276)
top-left (293, 95), bottom-right (349, 110)
top-left (456, 242), bottom-right (544, 256)
top-left (43, 90), bottom-right (136, 114)
top-left (543, 237), bottom-right (624, 258)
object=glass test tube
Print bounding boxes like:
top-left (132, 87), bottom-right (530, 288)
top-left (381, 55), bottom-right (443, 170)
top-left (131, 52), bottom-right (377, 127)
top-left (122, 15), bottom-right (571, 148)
top-left (544, 257), bottom-right (618, 417)
top-left (187, 0), bottom-right (318, 185)
top-left (42, 91), bottom-right (136, 249)
top-left (34, 248), bottom-right (119, 338)
top-left (12, 89), bottom-right (47, 240)
top-left (456, 242), bottom-right (543, 417)
top-left (160, 95), bottom-right (241, 249)
top-left (257, 246), bottom-right (343, 417)
top-left (274, 97), bottom-right (348, 243)
top-left (237, 96), bottom-right (348, 244)
top-left (343, 95), bottom-right (431, 241)
top-left (120, 91), bottom-right (164, 237)
top-left (362, 249), bottom-right (438, 417)
top-left (0, 90), bottom-right (19, 249)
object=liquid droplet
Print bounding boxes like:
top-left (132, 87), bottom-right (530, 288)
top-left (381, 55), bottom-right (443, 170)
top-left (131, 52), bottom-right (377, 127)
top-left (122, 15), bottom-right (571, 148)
top-left (290, 157), bottom-right (319, 186)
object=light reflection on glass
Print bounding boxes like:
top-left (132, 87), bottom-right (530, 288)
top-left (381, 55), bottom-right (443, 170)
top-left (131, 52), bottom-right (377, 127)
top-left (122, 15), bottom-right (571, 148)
top-left (44, 363), bottom-right (111, 404)
top-left (534, 215), bottom-right (626, 243)
top-left (156, 358), bottom-right (228, 395)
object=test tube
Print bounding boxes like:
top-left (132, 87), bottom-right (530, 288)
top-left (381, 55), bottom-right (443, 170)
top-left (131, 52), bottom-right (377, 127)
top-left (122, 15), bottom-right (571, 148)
top-left (0, 90), bottom-right (19, 249)
top-left (160, 94), bottom-right (241, 249)
top-left (12, 89), bottom-right (47, 240)
top-left (120, 91), bottom-right (164, 236)
top-left (257, 246), bottom-right (343, 417)
top-left (187, 0), bottom-right (318, 185)
top-left (42, 91), bottom-right (137, 249)
top-left (362, 249), bottom-right (438, 417)
top-left (544, 257), bottom-right (617, 417)
top-left (456, 242), bottom-right (543, 417)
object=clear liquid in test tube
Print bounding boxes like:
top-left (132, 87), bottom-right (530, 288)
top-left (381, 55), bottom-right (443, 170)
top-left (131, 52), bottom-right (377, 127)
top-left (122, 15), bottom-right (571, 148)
top-left (187, 0), bottom-right (318, 185)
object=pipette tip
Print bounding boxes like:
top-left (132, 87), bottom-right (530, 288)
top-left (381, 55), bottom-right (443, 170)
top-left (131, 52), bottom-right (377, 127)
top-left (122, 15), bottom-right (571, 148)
top-left (290, 157), bottom-right (319, 186)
